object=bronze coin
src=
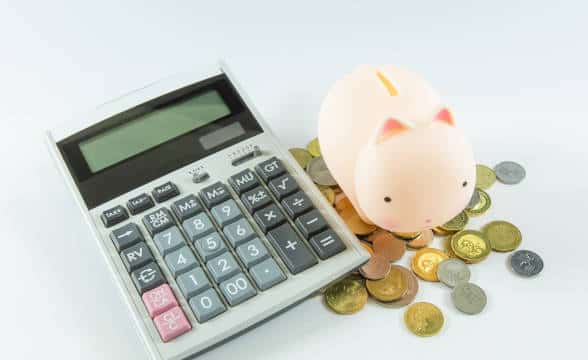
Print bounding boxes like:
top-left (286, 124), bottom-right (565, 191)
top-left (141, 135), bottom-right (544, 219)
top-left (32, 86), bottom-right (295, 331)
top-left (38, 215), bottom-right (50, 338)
top-left (359, 241), bottom-right (374, 256)
top-left (372, 231), bottom-right (406, 262)
top-left (359, 254), bottom-right (391, 280)
top-left (407, 229), bottom-right (434, 249)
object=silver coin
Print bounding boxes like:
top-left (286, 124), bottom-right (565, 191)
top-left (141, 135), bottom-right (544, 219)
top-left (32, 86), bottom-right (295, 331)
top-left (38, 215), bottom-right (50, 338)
top-left (451, 282), bottom-right (487, 315)
top-left (494, 161), bottom-right (526, 185)
top-left (437, 259), bottom-right (471, 288)
top-left (466, 189), bottom-right (480, 209)
top-left (510, 249), bottom-right (544, 277)
top-left (306, 156), bottom-right (338, 186)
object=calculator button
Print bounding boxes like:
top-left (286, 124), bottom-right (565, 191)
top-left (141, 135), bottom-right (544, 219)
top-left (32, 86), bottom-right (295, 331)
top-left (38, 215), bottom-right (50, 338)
top-left (266, 223), bottom-right (318, 274)
top-left (131, 262), bottom-right (166, 294)
top-left (281, 192), bottom-right (313, 219)
top-left (142, 284), bottom-right (178, 318)
top-left (253, 204), bottom-right (286, 233)
top-left (309, 229), bottom-right (346, 260)
top-left (219, 273), bottom-right (256, 306)
top-left (294, 209), bottom-right (328, 238)
top-left (110, 223), bottom-right (144, 251)
top-left (165, 246), bottom-right (198, 277)
top-left (101, 205), bottom-right (128, 228)
top-left (152, 181), bottom-right (180, 203)
top-left (206, 252), bottom-right (240, 283)
top-left (193, 232), bottom-right (227, 261)
top-left (250, 258), bottom-right (286, 291)
top-left (176, 267), bottom-right (211, 299)
top-left (211, 199), bottom-right (243, 227)
top-left (121, 242), bottom-right (154, 272)
top-left (228, 169), bottom-right (260, 195)
top-left (127, 193), bottom-right (155, 215)
top-left (240, 186), bottom-right (272, 214)
top-left (154, 306), bottom-right (191, 342)
top-left (171, 195), bottom-right (203, 222)
top-left (236, 238), bottom-right (270, 268)
top-left (199, 182), bottom-right (231, 208)
top-left (189, 288), bottom-right (226, 323)
top-left (152, 226), bottom-right (185, 256)
top-left (192, 171), bottom-right (210, 184)
top-left (255, 157), bottom-right (286, 183)
top-left (223, 218), bottom-right (256, 247)
top-left (268, 174), bottom-right (299, 200)
top-left (143, 208), bottom-right (175, 236)
top-left (182, 213), bottom-right (215, 241)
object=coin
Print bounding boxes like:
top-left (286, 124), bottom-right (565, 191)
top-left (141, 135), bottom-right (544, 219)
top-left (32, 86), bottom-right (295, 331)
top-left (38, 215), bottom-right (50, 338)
top-left (324, 276), bottom-right (368, 314)
top-left (476, 164), bottom-right (497, 190)
top-left (437, 258), bottom-right (471, 288)
top-left (495, 161), bottom-right (526, 185)
top-left (319, 186), bottom-right (336, 205)
top-left (451, 282), bottom-right (487, 315)
top-left (360, 241), bottom-right (374, 256)
top-left (466, 189), bottom-right (481, 209)
top-left (411, 248), bottom-right (449, 281)
top-left (482, 220), bottom-right (522, 252)
top-left (465, 189), bottom-right (491, 217)
top-left (393, 231), bottom-right (422, 241)
top-left (442, 236), bottom-right (458, 258)
top-left (450, 230), bottom-right (491, 263)
top-left (288, 148), bottom-right (313, 169)
top-left (407, 229), bottom-right (434, 249)
top-left (372, 231), bottom-right (406, 262)
top-left (307, 138), bottom-right (321, 157)
top-left (335, 195), bottom-right (352, 212)
top-left (307, 156), bottom-right (338, 186)
top-left (383, 266), bottom-right (419, 307)
top-left (404, 302), bottom-right (444, 337)
top-left (433, 226), bottom-right (453, 236)
top-left (510, 250), bottom-right (544, 277)
top-left (339, 205), bottom-right (377, 235)
top-left (440, 211), bottom-right (469, 233)
top-left (366, 265), bottom-right (409, 302)
top-left (359, 254), bottom-right (391, 280)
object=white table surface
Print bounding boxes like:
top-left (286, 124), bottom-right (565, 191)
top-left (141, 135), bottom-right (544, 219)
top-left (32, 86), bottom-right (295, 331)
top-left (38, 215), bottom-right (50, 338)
top-left (1, 1), bottom-right (587, 359)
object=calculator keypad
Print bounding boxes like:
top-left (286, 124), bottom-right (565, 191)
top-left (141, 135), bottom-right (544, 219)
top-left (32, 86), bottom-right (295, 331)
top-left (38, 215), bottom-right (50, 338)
top-left (143, 208), bottom-right (175, 236)
top-left (110, 223), bottom-right (143, 251)
top-left (153, 306), bottom-right (191, 342)
top-left (121, 242), bottom-right (154, 272)
top-left (127, 193), bottom-right (155, 215)
top-left (101, 205), bottom-right (128, 227)
top-left (131, 262), bottom-right (166, 294)
top-left (142, 284), bottom-right (178, 318)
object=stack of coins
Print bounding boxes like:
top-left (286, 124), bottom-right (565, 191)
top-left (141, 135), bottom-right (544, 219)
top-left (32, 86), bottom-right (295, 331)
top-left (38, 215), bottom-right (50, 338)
top-left (290, 139), bottom-right (543, 336)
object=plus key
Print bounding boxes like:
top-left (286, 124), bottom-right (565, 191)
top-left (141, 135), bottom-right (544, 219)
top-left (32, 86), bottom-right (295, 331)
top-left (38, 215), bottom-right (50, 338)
top-left (266, 223), bottom-right (317, 274)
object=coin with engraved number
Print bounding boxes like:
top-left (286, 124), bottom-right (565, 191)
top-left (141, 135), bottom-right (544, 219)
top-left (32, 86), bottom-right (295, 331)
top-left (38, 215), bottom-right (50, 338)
top-left (451, 230), bottom-right (491, 263)
top-left (306, 138), bottom-right (322, 157)
top-left (494, 161), bottom-right (526, 185)
top-left (476, 164), bottom-right (497, 190)
top-left (324, 276), bottom-right (368, 314)
top-left (465, 189), bottom-right (491, 217)
top-left (411, 248), bottom-right (449, 282)
top-left (440, 211), bottom-right (469, 233)
top-left (483, 220), bottom-right (522, 252)
top-left (404, 302), bottom-right (444, 337)
top-left (372, 231), bottom-right (406, 262)
top-left (451, 282), bottom-right (487, 315)
top-left (407, 229), bottom-right (434, 249)
top-left (307, 156), bottom-right (338, 186)
top-left (366, 265), bottom-right (409, 302)
top-left (437, 258), bottom-right (471, 288)
top-left (288, 148), bottom-right (313, 169)
top-left (510, 250), bottom-right (544, 277)
top-left (359, 254), bottom-right (391, 280)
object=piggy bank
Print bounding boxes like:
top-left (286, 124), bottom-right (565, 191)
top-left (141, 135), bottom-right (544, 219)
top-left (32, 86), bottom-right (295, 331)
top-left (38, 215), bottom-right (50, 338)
top-left (318, 65), bottom-right (475, 232)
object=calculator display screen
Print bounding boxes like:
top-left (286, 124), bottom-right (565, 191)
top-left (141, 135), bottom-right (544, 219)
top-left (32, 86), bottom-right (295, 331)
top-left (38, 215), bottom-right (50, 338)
top-left (79, 90), bottom-right (231, 173)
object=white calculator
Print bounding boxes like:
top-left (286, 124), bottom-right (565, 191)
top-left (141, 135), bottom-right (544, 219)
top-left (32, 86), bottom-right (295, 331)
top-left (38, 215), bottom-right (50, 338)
top-left (45, 62), bottom-right (369, 359)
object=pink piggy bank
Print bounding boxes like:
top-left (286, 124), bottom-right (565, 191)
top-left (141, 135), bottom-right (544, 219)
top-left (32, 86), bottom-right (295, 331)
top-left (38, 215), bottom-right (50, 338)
top-left (318, 65), bottom-right (475, 232)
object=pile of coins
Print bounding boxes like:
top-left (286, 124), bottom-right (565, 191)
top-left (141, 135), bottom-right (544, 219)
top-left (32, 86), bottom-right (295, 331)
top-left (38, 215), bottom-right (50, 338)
top-left (289, 140), bottom-right (543, 337)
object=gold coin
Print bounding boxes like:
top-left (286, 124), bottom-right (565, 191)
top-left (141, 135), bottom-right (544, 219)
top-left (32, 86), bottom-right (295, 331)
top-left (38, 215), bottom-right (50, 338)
top-left (432, 226), bottom-right (453, 236)
top-left (307, 138), bottom-right (321, 157)
top-left (393, 231), bottom-right (422, 241)
top-left (360, 241), bottom-right (374, 256)
top-left (442, 236), bottom-right (458, 258)
top-left (482, 220), bottom-right (523, 252)
top-left (411, 248), bottom-right (449, 282)
top-left (466, 189), bottom-right (491, 217)
top-left (366, 265), bottom-right (409, 302)
top-left (339, 205), bottom-right (377, 235)
top-left (335, 195), bottom-right (352, 212)
top-left (440, 211), bottom-right (469, 233)
top-left (319, 186), bottom-right (336, 205)
top-left (407, 229), bottom-right (434, 249)
top-left (289, 148), bottom-right (313, 169)
top-left (404, 302), bottom-right (444, 337)
top-left (324, 276), bottom-right (368, 314)
top-left (476, 164), bottom-right (497, 190)
top-left (450, 230), bottom-right (491, 263)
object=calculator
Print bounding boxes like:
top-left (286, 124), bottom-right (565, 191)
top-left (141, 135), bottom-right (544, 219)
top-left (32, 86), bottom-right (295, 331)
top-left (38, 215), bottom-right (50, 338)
top-left (45, 62), bottom-right (369, 359)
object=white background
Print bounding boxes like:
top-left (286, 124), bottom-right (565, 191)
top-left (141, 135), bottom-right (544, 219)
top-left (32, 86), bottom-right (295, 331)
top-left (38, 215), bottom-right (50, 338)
top-left (1, 1), bottom-right (587, 359)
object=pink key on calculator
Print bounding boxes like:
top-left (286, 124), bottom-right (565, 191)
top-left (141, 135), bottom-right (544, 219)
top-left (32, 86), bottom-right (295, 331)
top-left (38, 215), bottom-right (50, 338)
top-left (143, 284), bottom-right (178, 318)
top-left (154, 306), bottom-right (192, 342)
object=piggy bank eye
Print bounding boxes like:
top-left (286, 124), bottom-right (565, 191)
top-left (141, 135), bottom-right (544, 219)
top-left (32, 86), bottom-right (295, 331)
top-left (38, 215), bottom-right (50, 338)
top-left (384, 196), bottom-right (391, 203)
top-left (462, 181), bottom-right (468, 188)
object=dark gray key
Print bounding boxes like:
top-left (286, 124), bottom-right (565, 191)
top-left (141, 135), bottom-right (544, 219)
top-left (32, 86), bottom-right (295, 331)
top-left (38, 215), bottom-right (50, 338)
top-left (309, 229), bottom-right (346, 260)
top-left (211, 199), bottom-right (243, 227)
top-left (219, 273), bottom-right (256, 306)
top-left (255, 157), bottom-right (286, 183)
top-left (268, 174), bottom-right (299, 200)
top-left (199, 182), bottom-right (231, 208)
top-left (193, 232), bottom-right (227, 261)
top-left (142, 208), bottom-right (175, 236)
top-left (189, 289), bottom-right (226, 323)
top-left (127, 193), bottom-right (154, 215)
top-left (152, 226), bottom-right (185, 256)
top-left (171, 194), bottom-right (203, 222)
top-left (152, 181), bottom-right (180, 203)
top-left (250, 258), bottom-right (286, 290)
top-left (131, 262), bottom-right (166, 294)
top-left (294, 209), bottom-right (328, 238)
top-left (266, 223), bottom-right (317, 274)
top-left (101, 205), bottom-right (128, 227)
top-left (281, 192), bottom-right (313, 219)
top-left (236, 238), bottom-right (270, 268)
top-left (182, 213), bottom-right (215, 241)
top-left (228, 169), bottom-right (260, 195)
top-left (207, 252), bottom-right (240, 283)
top-left (176, 267), bottom-right (211, 299)
top-left (120, 242), bottom-right (153, 272)
top-left (110, 223), bottom-right (143, 251)
top-left (241, 186), bottom-right (272, 213)
top-left (223, 218), bottom-right (256, 247)
top-left (253, 203), bottom-right (286, 233)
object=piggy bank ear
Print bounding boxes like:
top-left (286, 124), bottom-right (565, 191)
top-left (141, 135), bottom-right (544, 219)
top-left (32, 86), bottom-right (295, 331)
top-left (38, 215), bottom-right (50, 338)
top-left (370, 118), bottom-right (410, 145)
top-left (435, 107), bottom-right (455, 126)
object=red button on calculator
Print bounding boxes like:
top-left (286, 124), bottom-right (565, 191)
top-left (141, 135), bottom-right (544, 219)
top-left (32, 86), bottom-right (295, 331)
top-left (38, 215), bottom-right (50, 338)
top-left (142, 284), bottom-right (178, 318)
top-left (154, 306), bottom-right (192, 342)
